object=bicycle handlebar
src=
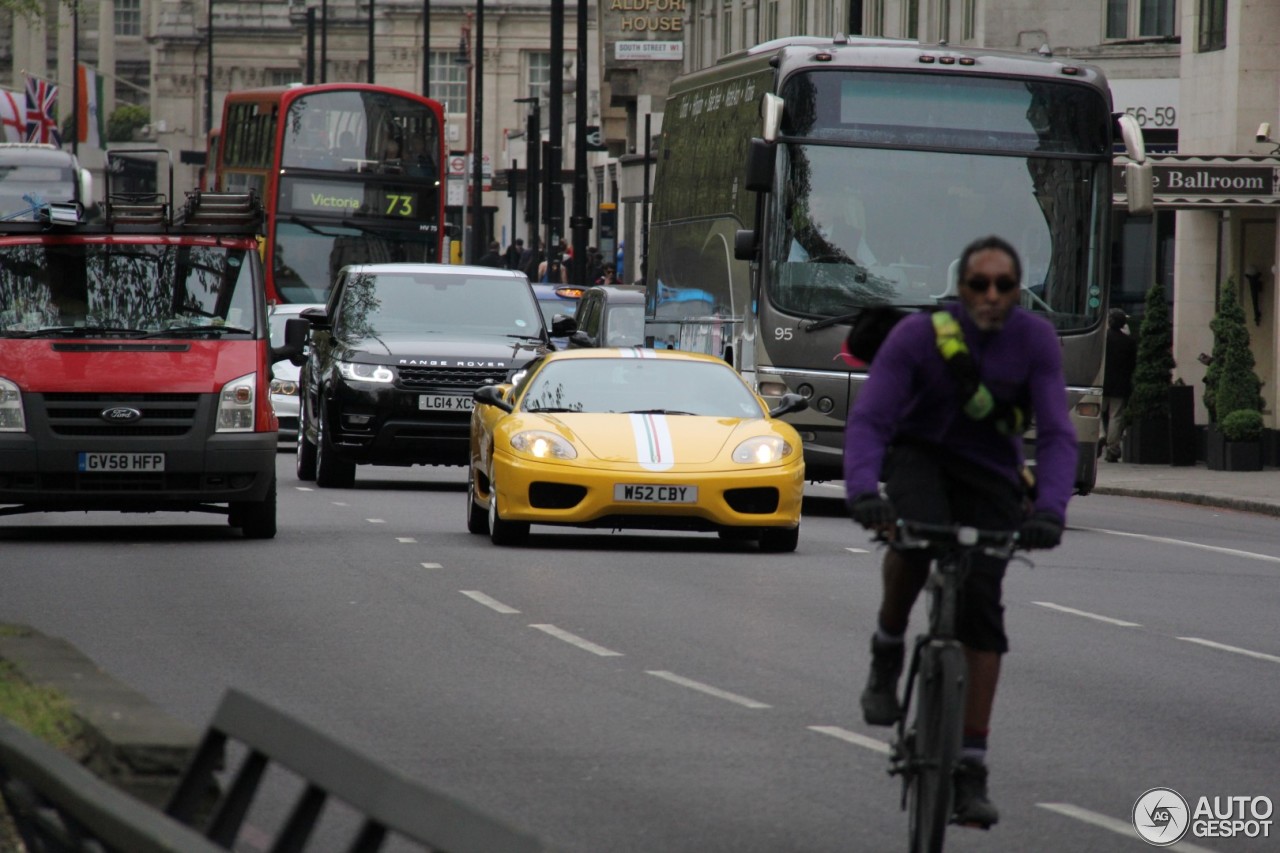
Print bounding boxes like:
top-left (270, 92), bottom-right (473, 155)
top-left (876, 519), bottom-right (1022, 559)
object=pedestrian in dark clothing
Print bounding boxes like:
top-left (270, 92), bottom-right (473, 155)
top-left (477, 241), bottom-right (504, 268)
top-left (1102, 307), bottom-right (1138, 462)
top-left (504, 239), bottom-right (524, 270)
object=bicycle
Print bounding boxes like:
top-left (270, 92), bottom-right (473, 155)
top-left (878, 519), bottom-right (1024, 853)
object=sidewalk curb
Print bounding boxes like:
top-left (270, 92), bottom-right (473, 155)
top-left (1092, 486), bottom-right (1280, 518)
top-left (0, 623), bottom-right (202, 809)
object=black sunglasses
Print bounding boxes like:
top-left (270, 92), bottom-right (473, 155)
top-left (964, 275), bottom-right (1019, 294)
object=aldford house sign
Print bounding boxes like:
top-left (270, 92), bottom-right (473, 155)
top-left (1114, 155), bottom-right (1280, 207)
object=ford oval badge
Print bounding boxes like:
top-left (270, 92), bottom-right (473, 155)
top-left (101, 407), bottom-right (143, 423)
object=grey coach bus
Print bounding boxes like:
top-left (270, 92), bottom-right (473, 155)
top-left (646, 35), bottom-right (1153, 490)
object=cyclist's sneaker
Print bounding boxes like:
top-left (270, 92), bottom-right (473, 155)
top-left (860, 635), bottom-right (904, 726)
top-left (952, 758), bottom-right (999, 828)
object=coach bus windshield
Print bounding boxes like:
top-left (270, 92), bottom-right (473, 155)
top-left (769, 71), bottom-right (1110, 332)
top-left (280, 90), bottom-right (441, 178)
top-left (272, 221), bottom-right (438, 304)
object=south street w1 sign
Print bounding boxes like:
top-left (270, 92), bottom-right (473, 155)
top-left (1113, 155), bottom-right (1280, 207)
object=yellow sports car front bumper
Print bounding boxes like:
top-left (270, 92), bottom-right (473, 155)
top-left (490, 449), bottom-right (804, 531)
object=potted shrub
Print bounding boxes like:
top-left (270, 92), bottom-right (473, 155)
top-left (1122, 280), bottom-right (1175, 464)
top-left (1206, 279), bottom-right (1266, 471)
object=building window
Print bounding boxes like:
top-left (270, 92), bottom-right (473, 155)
top-left (961, 0), bottom-right (974, 40)
top-left (904, 0), bottom-right (918, 38)
top-left (270, 69), bottom-right (302, 87)
top-left (527, 51), bottom-right (552, 102)
top-left (764, 0), bottom-right (778, 39)
top-left (115, 0), bottom-right (142, 36)
top-left (429, 51), bottom-right (468, 114)
top-left (866, 0), bottom-right (883, 34)
top-left (1198, 0), bottom-right (1225, 51)
top-left (723, 0), bottom-right (734, 53)
top-left (700, 0), bottom-right (716, 66)
top-left (1106, 0), bottom-right (1177, 39)
top-left (793, 0), bottom-right (808, 33)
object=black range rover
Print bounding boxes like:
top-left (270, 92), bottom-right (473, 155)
top-left (295, 263), bottom-right (555, 487)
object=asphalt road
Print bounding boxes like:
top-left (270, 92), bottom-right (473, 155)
top-left (1, 454), bottom-right (1277, 852)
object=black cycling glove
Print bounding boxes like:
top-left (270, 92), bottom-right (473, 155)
top-left (849, 492), bottom-right (895, 529)
top-left (1019, 511), bottom-right (1064, 549)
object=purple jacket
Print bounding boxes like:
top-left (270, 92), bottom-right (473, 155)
top-left (843, 302), bottom-right (1077, 522)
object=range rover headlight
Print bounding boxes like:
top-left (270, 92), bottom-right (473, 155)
top-left (337, 361), bottom-right (395, 383)
top-left (0, 377), bottom-right (26, 432)
top-left (732, 435), bottom-right (792, 464)
top-left (510, 430), bottom-right (577, 460)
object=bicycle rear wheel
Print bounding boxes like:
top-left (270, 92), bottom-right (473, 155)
top-left (906, 641), bottom-right (966, 853)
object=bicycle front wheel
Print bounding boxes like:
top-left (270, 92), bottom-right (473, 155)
top-left (906, 641), bottom-right (966, 853)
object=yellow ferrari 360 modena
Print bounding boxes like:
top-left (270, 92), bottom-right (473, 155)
top-left (466, 348), bottom-right (807, 550)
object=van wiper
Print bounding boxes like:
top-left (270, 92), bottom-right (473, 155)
top-left (140, 324), bottom-right (254, 338)
top-left (17, 325), bottom-right (145, 338)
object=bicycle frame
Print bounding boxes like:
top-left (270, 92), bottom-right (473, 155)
top-left (885, 521), bottom-right (1019, 853)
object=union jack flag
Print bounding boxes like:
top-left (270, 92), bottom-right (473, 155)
top-left (24, 74), bottom-right (60, 146)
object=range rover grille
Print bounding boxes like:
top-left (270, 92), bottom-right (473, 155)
top-left (397, 366), bottom-right (509, 390)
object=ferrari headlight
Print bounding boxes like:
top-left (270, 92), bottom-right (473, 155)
top-left (732, 435), bottom-right (792, 464)
top-left (510, 430), bottom-right (578, 460)
top-left (337, 361), bottom-right (395, 383)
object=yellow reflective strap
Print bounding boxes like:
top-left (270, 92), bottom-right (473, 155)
top-left (931, 311), bottom-right (968, 360)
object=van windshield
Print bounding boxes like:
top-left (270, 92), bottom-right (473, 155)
top-left (0, 241), bottom-right (259, 336)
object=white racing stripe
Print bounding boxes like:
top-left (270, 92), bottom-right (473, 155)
top-left (1037, 803), bottom-right (1219, 853)
top-left (807, 726), bottom-right (891, 754)
top-left (460, 590), bottom-right (519, 614)
top-left (1033, 601), bottom-right (1142, 627)
top-left (1177, 637), bottom-right (1280, 664)
top-left (629, 413), bottom-right (675, 472)
top-left (646, 671), bottom-right (771, 709)
top-left (529, 624), bottom-right (624, 656)
top-left (1081, 527), bottom-right (1280, 565)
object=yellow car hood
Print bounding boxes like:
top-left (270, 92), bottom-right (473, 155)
top-left (526, 412), bottom-right (773, 468)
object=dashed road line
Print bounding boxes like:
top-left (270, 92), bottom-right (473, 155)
top-left (421, 562), bottom-right (442, 569)
top-left (366, 518), bottom-right (385, 524)
top-left (529, 624), bottom-right (624, 657)
top-left (845, 547), bottom-right (871, 554)
top-left (808, 726), bottom-right (891, 754)
top-left (645, 671), bottom-right (771, 709)
top-left (332, 501), bottom-right (348, 506)
top-left (1037, 803), bottom-right (1219, 853)
top-left (294, 486), bottom-right (314, 492)
top-left (1081, 527), bottom-right (1280, 565)
top-left (397, 537), bottom-right (417, 543)
top-left (1177, 637), bottom-right (1280, 664)
top-left (461, 590), bottom-right (520, 614)
top-left (1033, 601), bottom-right (1141, 628)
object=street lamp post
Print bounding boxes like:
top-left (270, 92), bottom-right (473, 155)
top-left (547, 0), bottom-right (564, 250)
top-left (515, 96), bottom-right (541, 258)
top-left (456, 33), bottom-right (472, 263)
top-left (367, 0), bottom-right (375, 84)
top-left (205, 0), bottom-right (214, 135)
top-left (569, 1), bottom-right (591, 285)
top-left (471, 0), bottom-right (485, 264)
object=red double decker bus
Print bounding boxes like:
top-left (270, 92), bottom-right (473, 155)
top-left (215, 83), bottom-right (446, 304)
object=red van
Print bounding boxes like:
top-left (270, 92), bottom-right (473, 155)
top-left (0, 188), bottom-right (301, 536)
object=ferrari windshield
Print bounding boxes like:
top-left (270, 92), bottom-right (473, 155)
top-left (519, 357), bottom-right (765, 418)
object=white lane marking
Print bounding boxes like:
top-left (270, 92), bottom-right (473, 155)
top-left (1038, 803), bottom-right (1219, 853)
top-left (808, 726), bottom-right (891, 754)
top-left (846, 547), bottom-right (871, 554)
top-left (332, 502), bottom-right (348, 506)
top-left (367, 518), bottom-right (385, 524)
top-left (1082, 526), bottom-right (1280, 565)
top-left (816, 482), bottom-right (844, 492)
top-left (460, 590), bottom-right (520, 614)
top-left (1033, 602), bottom-right (1141, 628)
top-left (295, 486), bottom-right (314, 492)
top-left (529, 624), bottom-right (624, 657)
top-left (1177, 637), bottom-right (1280, 664)
top-left (645, 671), bottom-right (771, 709)
top-left (397, 537), bottom-right (417, 543)
top-left (421, 562), bottom-right (442, 570)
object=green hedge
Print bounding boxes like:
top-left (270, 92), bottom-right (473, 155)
top-left (1125, 280), bottom-right (1174, 423)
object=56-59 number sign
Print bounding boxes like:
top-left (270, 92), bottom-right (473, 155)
top-left (1124, 105), bottom-right (1177, 129)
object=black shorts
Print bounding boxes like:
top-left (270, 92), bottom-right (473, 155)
top-left (883, 442), bottom-right (1025, 654)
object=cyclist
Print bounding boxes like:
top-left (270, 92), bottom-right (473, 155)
top-left (844, 235), bottom-right (1075, 828)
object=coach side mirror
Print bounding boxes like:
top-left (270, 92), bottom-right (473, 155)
top-left (744, 138), bottom-right (775, 193)
top-left (734, 228), bottom-right (759, 261)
